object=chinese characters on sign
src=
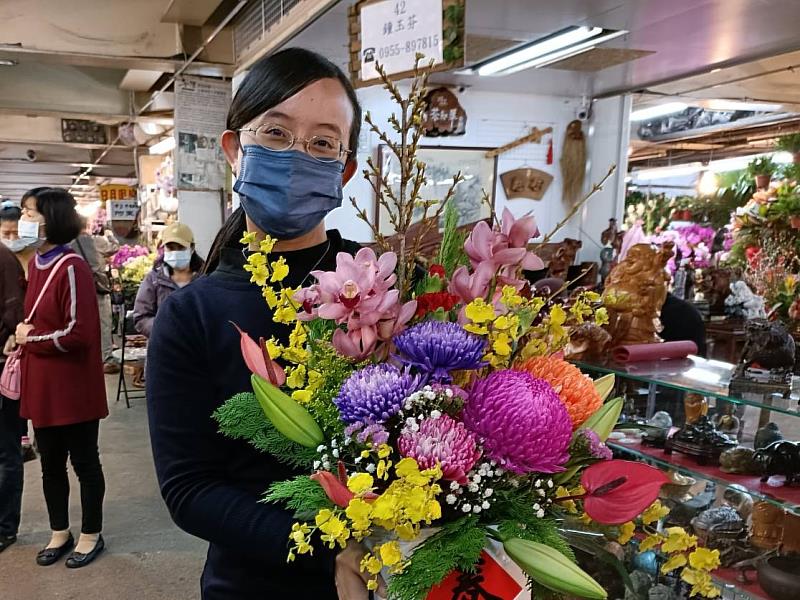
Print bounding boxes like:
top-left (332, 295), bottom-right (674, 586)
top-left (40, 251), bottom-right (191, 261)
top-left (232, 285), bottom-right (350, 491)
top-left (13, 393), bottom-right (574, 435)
top-left (422, 87), bottom-right (466, 136)
top-left (500, 168), bottom-right (554, 201)
top-left (174, 76), bottom-right (231, 191)
top-left (109, 199), bottom-right (140, 221)
top-left (99, 184), bottom-right (136, 202)
top-left (425, 552), bottom-right (524, 600)
top-left (360, 0), bottom-right (443, 81)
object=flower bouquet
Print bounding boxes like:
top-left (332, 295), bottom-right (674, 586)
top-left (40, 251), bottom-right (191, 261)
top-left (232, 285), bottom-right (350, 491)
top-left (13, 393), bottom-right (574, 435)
top-left (214, 59), bottom-right (669, 600)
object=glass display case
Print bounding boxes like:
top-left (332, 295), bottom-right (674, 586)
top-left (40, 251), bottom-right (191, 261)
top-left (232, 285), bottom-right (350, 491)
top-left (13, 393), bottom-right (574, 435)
top-left (576, 355), bottom-right (800, 600)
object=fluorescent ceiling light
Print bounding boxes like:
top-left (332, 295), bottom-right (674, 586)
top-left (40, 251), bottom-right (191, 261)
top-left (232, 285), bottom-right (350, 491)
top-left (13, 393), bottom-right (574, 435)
top-left (477, 26), bottom-right (601, 76)
top-left (708, 151), bottom-right (793, 173)
top-left (705, 99), bottom-right (783, 112)
top-left (504, 29), bottom-right (628, 74)
top-left (149, 136), bottom-right (176, 155)
top-left (630, 102), bottom-right (688, 122)
top-left (633, 163), bottom-right (703, 180)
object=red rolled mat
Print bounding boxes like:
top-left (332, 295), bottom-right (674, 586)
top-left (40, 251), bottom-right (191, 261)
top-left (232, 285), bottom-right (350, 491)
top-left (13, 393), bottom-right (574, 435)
top-left (612, 340), bottom-right (698, 363)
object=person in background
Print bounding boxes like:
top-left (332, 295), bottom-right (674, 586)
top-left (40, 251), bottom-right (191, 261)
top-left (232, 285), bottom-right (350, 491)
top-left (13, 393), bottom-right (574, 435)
top-left (16, 187), bottom-right (108, 568)
top-left (0, 199), bottom-right (38, 278)
top-left (660, 292), bottom-right (707, 356)
top-left (132, 222), bottom-right (203, 338)
top-left (72, 221), bottom-right (118, 374)
top-left (0, 239), bottom-right (26, 553)
top-left (0, 199), bottom-right (39, 462)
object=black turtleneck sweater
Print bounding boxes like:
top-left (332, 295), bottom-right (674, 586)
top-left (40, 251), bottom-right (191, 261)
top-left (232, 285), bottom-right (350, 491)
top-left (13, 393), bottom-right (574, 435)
top-left (146, 231), bottom-right (360, 600)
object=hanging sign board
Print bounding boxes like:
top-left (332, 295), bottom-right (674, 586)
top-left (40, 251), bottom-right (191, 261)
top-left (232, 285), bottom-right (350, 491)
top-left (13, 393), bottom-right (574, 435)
top-left (349, 0), bottom-right (465, 88)
top-left (109, 199), bottom-right (140, 221)
top-left (500, 168), bottom-right (553, 200)
top-left (99, 184), bottom-right (136, 202)
top-left (174, 76), bottom-right (231, 192)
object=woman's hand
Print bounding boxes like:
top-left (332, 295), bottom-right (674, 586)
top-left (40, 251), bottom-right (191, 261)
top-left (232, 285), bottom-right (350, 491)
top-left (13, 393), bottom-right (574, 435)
top-left (336, 542), bottom-right (387, 600)
top-left (15, 323), bottom-right (34, 346)
top-left (3, 334), bottom-right (17, 356)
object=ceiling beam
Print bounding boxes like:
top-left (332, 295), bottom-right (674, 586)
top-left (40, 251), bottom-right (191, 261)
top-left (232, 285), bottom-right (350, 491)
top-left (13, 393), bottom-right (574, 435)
top-left (0, 47), bottom-right (234, 78)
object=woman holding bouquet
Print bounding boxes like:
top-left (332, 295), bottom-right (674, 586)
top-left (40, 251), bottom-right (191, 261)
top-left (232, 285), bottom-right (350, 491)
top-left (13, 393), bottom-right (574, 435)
top-left (146, 48), bottom-right (373, 599)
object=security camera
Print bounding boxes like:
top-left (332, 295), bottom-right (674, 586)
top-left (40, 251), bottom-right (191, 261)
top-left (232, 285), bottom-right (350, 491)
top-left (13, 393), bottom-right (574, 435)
top-left (576, 96), bottom-right (592, 121)
top-left (25, 149), bottom-right (36, 162)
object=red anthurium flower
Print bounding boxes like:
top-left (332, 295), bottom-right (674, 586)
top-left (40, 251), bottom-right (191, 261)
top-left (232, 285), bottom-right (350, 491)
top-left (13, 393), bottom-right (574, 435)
top-left (232, 322), bottom-right (285, 386)
top-left (580, 459), bottom-right (669, 524)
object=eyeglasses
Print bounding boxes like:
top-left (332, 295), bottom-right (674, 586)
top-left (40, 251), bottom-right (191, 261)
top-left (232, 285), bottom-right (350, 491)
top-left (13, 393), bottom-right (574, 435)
top-left (239, 123), bottom-right (350, 163)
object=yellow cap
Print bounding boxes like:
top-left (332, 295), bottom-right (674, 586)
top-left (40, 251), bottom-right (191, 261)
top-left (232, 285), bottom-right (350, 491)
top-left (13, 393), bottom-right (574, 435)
top-left (161, 222), bottom-right (194, 248)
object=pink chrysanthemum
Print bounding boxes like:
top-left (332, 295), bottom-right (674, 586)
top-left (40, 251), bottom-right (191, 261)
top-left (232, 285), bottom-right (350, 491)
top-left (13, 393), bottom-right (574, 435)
top-left (398, 414), bottom-right (481, 484)
top-left (462, 370), bottom-right (571, 474)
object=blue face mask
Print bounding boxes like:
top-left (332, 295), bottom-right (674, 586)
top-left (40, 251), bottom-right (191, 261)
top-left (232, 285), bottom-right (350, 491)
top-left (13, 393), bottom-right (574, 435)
top-left (233, 146), bottom-right (344, 239)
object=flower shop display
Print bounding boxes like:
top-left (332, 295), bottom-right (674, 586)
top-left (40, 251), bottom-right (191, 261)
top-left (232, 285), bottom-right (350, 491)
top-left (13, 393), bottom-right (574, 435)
top-left (111, 244), bottom-right (151, 269)
top-left (747, 156), bottom-right (778, 190)
top-left (212, 60), bottom-right (671, 600)
top-left (113, 247), bottom-right (155, 306)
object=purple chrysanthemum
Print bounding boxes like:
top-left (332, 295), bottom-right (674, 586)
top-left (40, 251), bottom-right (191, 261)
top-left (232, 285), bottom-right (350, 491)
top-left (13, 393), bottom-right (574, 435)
top-left (345, 421), bottom-right (390, 446)
top-left (582, 429), bottom-right (613, 461)
top-left (462, 370), bottom-right (572, 474)
top-left (393, 320), bottom-right (487, 381)
top-left (335, 364), bottom-right (420, 425)
top-left (398, 414), bottom-right (481, 484)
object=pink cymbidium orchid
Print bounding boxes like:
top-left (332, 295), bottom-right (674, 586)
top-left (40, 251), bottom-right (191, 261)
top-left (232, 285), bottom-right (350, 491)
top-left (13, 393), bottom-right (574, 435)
top-left (294, 248), bottom-right (416, 360)
top-left (449, 209), bottom-right (544, 304)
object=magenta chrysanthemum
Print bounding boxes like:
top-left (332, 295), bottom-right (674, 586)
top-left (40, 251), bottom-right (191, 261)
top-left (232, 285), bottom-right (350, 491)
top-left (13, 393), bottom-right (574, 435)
top-left (462, 370), bottom-right (571, 474)
top-left (398, 414), bottom-right (481, 484)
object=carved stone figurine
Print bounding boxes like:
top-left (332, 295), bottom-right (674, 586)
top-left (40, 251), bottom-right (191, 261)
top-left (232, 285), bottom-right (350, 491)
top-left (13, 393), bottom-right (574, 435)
top-left (684, 393), bottom-right (709, 425)
top-left (725, 280), bottom-right (766, 320)
top-left (719, 447), bottom-right (761, 475)
top-left (714, 403), bottom-right (741, 439)
top-left (599, 246), bottom-right (614, 287)
top-left (697, 267), bottom-right (733, 316)
top-left (723, 485), bottom-right (754, 522)
top-left (735, 319), bottom-right (796, 381)
top-left (753, 440), bottom-right (800, 485)
top-left (755, 422), bottom-right (784, 450)
top-left (563, 322), bottom-right (612, 361)
top-left (548, 238), bottom-right (582, 280)
top-left (601, 218), bottom-right (618, 246)
top-left (665, 415), bottom-right (737, 464)
top-left (750, 501), bottom-right (784, 550)
top-left (602, 242), bottom-right (673, 346)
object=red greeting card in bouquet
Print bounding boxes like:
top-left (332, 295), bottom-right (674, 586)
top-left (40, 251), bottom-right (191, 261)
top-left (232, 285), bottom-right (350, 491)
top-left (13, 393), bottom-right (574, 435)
top-left (426, 551), bottom-right (524, 600)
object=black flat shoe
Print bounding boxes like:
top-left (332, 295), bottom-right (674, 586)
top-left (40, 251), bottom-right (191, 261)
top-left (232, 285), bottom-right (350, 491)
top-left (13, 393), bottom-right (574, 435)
top-left (0, 535), bottom-right (16, 553)
top-left (36, 533), bottom-right (74, 566)
top-left (65, 535), bottom-right (104, 569)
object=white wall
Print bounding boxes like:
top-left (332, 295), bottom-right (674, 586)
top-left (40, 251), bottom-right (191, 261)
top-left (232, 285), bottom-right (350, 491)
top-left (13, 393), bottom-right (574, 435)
top-left (327, 85), bottom-right (625, 263)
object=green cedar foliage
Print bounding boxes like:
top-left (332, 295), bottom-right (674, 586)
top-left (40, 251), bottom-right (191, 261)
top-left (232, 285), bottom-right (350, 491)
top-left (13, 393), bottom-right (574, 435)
top-left (388, 517), bottom-right (487, 600)
top-left (212, 392), bottom-right (317, 470)
top-left (262, 475), bottom-right (333, 514)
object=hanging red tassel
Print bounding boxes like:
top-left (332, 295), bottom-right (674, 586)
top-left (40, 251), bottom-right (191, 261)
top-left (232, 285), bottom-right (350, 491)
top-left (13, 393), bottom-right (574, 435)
top-left (546, 136), bottom-right (554, 165)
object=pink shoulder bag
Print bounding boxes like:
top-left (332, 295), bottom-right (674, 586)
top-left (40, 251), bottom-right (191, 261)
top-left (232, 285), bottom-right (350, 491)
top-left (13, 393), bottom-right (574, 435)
top-left (1, 254), bottom-right (77, 400)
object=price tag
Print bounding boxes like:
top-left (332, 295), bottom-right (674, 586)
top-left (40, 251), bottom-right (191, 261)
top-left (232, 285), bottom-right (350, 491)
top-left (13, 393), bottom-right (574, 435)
top-left (360, 0), bottom-right (443, 81)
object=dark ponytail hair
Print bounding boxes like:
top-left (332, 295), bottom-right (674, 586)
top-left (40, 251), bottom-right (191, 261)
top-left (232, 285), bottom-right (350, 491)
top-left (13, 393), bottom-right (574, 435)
top-left (203, 207), bottom-right (247, 274)
top-left (205, 48), bottom-right (362, 273)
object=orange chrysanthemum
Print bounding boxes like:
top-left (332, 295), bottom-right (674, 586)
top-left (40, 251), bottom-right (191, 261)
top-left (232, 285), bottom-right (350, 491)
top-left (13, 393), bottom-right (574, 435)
top-left (516, 356), bottom-right (601, 429)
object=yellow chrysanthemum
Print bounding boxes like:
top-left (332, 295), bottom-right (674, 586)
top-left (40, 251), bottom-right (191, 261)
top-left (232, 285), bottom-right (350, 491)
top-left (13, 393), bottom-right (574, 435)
top-left (661, 553), bottom-right (688, 574)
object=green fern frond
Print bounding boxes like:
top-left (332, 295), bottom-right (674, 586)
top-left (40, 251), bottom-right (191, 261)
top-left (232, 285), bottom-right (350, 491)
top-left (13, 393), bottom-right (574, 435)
top-left (262, 475), bottom-right (332, 514)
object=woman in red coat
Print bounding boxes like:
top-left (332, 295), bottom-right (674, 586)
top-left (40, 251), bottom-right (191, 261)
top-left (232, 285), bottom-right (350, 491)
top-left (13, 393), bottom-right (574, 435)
top-left (15, 188), bottom-right (108, 568)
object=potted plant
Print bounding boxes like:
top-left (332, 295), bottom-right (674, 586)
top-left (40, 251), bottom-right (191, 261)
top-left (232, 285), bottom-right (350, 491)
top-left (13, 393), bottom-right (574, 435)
top-left (776, 133), bottom-right (800, 164)
top-left (747, 156), bottom-right (778, 189)
top-left (773, 183), bottom-right (800, 229)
